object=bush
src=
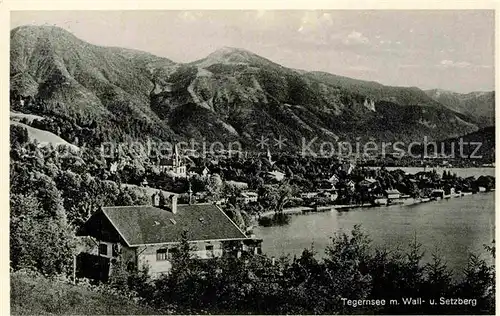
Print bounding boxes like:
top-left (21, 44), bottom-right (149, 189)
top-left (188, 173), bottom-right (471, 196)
top-left (258, 213), bottom-right (291, 227)
top-left (142, 226), bottom-right (495, 315)
top-left (10, 269), bottom-right (162, 315)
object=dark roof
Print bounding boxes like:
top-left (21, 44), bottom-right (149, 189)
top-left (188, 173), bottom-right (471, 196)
top-left (99, 203), bottom-right (248, 246)
top-left (158, 157), bottom-right (184, 166)
top-left (191, 165), bottom-right (210, 173)
top-left (385, 189), bottom-right (401, 194)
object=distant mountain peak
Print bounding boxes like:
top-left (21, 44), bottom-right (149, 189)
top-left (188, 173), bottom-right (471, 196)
top-left (11, 24), bottom-right (78, 40)
top-left (193, 46), bottom-right (277, 68)
top-left (197, 46), bottom-right (255, 65)
top-left (213, 46), bottom-right (249, 54)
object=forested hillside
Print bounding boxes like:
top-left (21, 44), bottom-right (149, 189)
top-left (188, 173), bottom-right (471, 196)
top-left (11, 25), bottom-right (484, 150)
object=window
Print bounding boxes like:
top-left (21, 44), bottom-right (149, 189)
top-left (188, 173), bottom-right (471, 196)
top-left (99, 244), bottom-right (108, 256)
top-left (157, 248), bottom-right (179, 261)
top-left (206, 245), bottom-right (214, 257)
top-left (156, 248), bottom-right (168, 261)
top-left (167, 248), bottom-right (178, 260)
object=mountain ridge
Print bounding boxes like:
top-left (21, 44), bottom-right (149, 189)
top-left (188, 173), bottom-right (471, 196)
top-left (10, 25), bottom-right (487, 150)
top-left (424, 88), bottom-right (494, 127)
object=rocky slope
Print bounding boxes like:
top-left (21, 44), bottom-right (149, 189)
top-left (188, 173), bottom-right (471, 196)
top-left (425, 89), bottom-right (494, 127)
top-left (10, 25), bottom-right (484, 151)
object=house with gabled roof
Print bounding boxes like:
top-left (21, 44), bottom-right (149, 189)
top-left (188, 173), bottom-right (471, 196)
top-left (77, 193), bottom-right (262, 279)
top-left (327, 174), bottom-right (339, 185)
top-left (340, 162), bottom-right (355, 175)
top-left (189, 165), bottom-right (210, 179)
top-left (385, 189), bottom-right (401, 200)
top-left (236, 191), bottom-right (259, 204)
top-left (359, 178), bottom-right (379, 192)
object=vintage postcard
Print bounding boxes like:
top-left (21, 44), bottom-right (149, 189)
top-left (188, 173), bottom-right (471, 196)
top-left (4, 2), bottom-right (497, 315)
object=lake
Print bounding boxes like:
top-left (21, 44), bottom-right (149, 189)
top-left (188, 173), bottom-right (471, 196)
top-left (383, 167), bottom-right (495, 178)
top-left (254, 192), bottom-right (495, 278)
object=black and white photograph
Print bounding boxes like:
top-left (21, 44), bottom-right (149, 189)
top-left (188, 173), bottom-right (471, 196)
top-left (7, 7), bottom-right (496, 315)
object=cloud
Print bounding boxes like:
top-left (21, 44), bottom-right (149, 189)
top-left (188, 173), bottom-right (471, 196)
top-left (297, 11), bottom-right (333, 34)
top-left (295, 12), bottom-right (337, 47)
top-left (343, 30), bottom-right (370, 45)
top-left (379, 39), bottom-right (393, 45)
top-left (438, 59), bottom-right (471, 68)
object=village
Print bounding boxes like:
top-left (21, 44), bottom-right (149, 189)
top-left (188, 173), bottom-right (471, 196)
top-left (72, 144), bottom-right (496, 281)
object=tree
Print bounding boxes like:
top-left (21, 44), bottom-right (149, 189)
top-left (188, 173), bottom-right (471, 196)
top-left (477, 175), bottom-right (495, 191)
top-left (403, 234), bottom-right (425, 294)
top-left (10, 193), bottom-right (76, 275)
top-left (10, 125), bottom-right (29, 146)
top-left (223, 204), bottom-right (246, 230)
top-left (423, 253), bottom-right (452, 298)
top-left (323, 225), bottom-right (373, 313)
top-left (153, 230), bottom-right (201, 312)
top-left (56, 170), bottom-right (98, 226)
top-left (242, 202), bottom-right (263, 216)
top-left (206, 174), bottom-right (223, 201)
top-left (457, 253), bottom-right (495, 313)
top-left (283, 248), bottom-right (327, 314)
top-left (442, 170), bottom-right (449, 179)
top-left (120, 163), bottom-right (145, 185)
top-left (248, 175), bottom-right (264, 190)
top-left (222, 183), bottom-right (241, 205)
top-left (108, 259), bottom-right (131, 293)
top-left (258, 182), bottom-right (296, 214)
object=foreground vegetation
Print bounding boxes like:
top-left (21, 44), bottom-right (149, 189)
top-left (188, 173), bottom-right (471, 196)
top-left (11, 270), bottom-right (163, 315)
top-left (11, 227), bottom-right (495, 315)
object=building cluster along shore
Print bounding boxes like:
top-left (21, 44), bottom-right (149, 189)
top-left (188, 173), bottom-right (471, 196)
top-left (100, 147), bottom-right (496, 230)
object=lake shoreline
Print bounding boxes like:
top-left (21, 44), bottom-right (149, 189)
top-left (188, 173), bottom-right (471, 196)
top-left (256, 190), bottom-right (494, 221)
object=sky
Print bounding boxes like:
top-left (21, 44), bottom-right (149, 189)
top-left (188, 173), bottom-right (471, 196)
top-left (11, 10), bottom-right (495, 93)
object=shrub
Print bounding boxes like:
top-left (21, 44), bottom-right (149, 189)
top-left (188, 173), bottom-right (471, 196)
top-left (10, 269), bottom-right (162, 315)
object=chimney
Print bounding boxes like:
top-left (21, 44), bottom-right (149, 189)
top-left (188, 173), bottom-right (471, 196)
top-left (152, 192), bottom-right (160, 207)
